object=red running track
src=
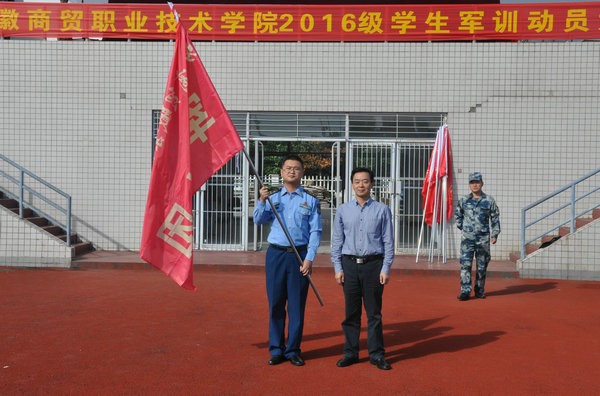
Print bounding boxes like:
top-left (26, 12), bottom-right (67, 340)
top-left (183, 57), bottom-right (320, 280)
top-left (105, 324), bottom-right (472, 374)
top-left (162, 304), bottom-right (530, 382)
top-left (1, 267), bottom-right (599, 395)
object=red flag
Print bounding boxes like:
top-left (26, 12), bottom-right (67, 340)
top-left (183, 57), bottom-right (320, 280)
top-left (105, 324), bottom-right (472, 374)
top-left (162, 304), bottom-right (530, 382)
top-left (421, 125), bottom-right (453, 226)
top-left (140, 22), bottom-right (244, 290)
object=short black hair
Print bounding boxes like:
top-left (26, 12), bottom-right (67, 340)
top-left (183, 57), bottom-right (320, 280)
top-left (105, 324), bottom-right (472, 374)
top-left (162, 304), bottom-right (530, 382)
top-left (281, 154), bottom-right (304, 169)
top-left (351, 167), bottom-right (374, 183)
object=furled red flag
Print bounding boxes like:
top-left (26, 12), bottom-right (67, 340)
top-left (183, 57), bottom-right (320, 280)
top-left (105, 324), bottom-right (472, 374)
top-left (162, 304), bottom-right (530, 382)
top-left (140, 21), bottom-right (244, 290)
top-left (421, 124), bottom-right (453, 226)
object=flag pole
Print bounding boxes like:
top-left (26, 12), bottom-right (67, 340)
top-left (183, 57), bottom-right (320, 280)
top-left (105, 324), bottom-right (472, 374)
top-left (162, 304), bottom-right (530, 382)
top-left (241, 148), bottom-right (325, 307)
top-left (441, 176), bottom-right (448, 263)
top-left (440, 124), bottom-right (449, 263)
top-left (416, 178), bottom-right (431, 262)
top-left (428, 138), bottom-right (442, 262)
top-left (429, 185), bottom-right (438, 262)
top-left (416, 131), bottom-right (440, 263)
top-left (441, 124), bottom-right (449, 263)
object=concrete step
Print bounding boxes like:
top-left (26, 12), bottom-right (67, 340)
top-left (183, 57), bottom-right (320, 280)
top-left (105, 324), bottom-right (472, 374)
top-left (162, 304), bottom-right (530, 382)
top-left (541, 234), bottom-right (558, 244)
top-left (0, 198), bottom-right (18, 209)
top-left (576, 217), bottom-right (593, 228)
top-left (58, 234), bottom-right (79, 245)
top-left (42, 225), bottom-right (63, 236)
top-left (539, 235), bottom-right (561, 248)
top-left (525, 243), bottom-right (540, 255)
top-left (72, 242), bottom-right (93, 257)
top-left (10, 207), bottom-right (34, 217)
top-left (26, 216), bottom-right (48, 227)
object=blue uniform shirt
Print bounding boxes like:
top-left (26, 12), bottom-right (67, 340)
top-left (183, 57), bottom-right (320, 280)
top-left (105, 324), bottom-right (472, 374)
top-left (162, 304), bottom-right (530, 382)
top-left (253, 186), bottom-right (322, 262)
top-left (331, 198), bottom-right (395, 275)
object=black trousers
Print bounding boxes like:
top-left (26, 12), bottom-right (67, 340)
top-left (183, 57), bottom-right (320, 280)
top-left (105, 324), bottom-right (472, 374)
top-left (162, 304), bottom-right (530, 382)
top-left (341, 255), bottom-right (385, 360)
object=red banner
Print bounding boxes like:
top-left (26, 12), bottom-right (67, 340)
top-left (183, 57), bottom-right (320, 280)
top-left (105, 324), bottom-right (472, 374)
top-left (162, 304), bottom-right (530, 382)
top-left (140, 21), bottom-right (244, 290)
top-left (2, 2), bottom-right (600, 41)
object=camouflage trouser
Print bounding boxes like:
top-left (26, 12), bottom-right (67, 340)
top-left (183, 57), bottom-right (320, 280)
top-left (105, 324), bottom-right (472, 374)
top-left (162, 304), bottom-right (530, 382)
top-left (459, 234), bottom-right (491, 294)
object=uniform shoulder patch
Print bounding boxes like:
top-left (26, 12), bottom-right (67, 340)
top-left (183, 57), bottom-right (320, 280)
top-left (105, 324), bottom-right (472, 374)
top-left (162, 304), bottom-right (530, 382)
top-left (305, 190), bottom-right (319, 200)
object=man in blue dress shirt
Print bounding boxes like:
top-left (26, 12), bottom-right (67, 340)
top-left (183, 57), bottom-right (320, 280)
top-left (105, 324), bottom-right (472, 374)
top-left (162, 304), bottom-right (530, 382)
top-left (253, 154), bottom-right (322, 367)
top-left (331, 167), bottom-right (394, 370)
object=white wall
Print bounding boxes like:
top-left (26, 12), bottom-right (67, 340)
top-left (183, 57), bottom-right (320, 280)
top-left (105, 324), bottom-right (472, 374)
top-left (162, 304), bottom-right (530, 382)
top-left (0, 207), bottom-right (71, 267)
top-left (1, 40), bottom-right (599, 260)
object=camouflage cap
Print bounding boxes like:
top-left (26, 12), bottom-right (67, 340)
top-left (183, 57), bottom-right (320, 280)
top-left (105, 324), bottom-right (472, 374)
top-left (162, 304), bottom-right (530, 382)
top-left (469, 172), bottom-right (483, 182)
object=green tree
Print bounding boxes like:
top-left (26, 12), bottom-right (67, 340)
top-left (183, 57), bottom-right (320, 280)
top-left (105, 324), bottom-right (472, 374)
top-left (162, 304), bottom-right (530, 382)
top-left (260, 141), bottom-right (333, 176)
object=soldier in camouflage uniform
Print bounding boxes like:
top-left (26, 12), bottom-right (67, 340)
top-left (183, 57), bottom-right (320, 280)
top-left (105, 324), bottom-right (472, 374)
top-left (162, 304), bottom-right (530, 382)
top-left (455, 172), bottom-right (500, 301)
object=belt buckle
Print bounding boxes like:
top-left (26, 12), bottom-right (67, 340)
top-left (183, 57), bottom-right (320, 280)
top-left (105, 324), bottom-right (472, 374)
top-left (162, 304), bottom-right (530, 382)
top-left (356, 258), bottom-right (365, 264)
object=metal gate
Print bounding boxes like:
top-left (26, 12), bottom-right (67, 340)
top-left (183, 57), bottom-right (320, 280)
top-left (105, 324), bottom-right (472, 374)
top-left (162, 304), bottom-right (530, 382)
top-left (192, 141), bottom-right (434, 253)
top-left (394, 142), bottom-right (435, 253)
top-left (331, 141), bottom-right (434, 253)
top-left (193, 153), bottom-right (247, 251)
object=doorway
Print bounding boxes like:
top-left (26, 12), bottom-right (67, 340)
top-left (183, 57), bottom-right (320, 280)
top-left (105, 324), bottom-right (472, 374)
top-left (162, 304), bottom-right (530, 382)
top-left (188, 111), bottom-right (442, 253)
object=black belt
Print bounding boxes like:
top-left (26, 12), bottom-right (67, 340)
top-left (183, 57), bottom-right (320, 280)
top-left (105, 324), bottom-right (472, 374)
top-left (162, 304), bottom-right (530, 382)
top-left (269, 244), bottom-right (307, 253)
top-left (343, 254), bottom-right (384, 264)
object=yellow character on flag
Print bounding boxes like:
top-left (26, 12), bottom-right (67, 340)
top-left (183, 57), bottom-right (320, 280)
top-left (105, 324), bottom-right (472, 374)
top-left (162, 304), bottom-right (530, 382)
top-left (157, 203), bottom-right (193, 258)
top-left (565, 9), bottom-right (588, 32)
top-left (124, 11), bottom-right (148, 32)
top-left (27, 9), bottom-right (51, 32)
top-left (91, 11), bottom-right (116, 33)
top-left (60, 10), bottom-right (83, 32)
top-left (494, 10), bottom-right (518, 33)
top-left (222, 11), bottom-right (245, 34)
top-left (156, 10), bottom-right (177, 33)
top-left (528, 10), bottom-right (553, 33)
top-left (158, 107), bottom-right (173, 137)
top-left (163, 86), bottom-right (180, 112)
top-left (358, 12), bottom-right (383, 34)
top-left (391, 11), bottom-right (416, 34)
top-left (458, 11), bottom-right (484, 34)
top-left (0, 8), bottom-right (19, 31)
top-left (177, 70), bottom-right (189, 93)
top-left (190, 11), bottom-right (213, 33)
top-left (186, 45), bottom-right (198, 63)
top-left (425, 11), bottom-right (450, 34)
top-left (189, 92), bottom-right (215, 144)
top-left (254, 11), bottom-right (279, 34)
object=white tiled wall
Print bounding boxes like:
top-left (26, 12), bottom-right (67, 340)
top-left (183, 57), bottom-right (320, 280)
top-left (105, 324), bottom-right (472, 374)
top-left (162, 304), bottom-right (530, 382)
top-left (0, 207), bottom-right (71, 267)
top-left (1, 40), bottom-right (599, 265)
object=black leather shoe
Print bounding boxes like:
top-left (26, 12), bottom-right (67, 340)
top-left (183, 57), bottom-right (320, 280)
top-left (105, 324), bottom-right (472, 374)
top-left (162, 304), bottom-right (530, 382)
top-left (457, 292), bottom-right (470, 301)
top-left (268, 355), bottom-right (287, 365)
top-left (370, 357), bottom-right (391, 370)
top-left (336, 356), bottom-right (359, 367)
top-left (475, 292), bottom-right (486, 299)
top-left (289, 355), bottom-right (305, 366)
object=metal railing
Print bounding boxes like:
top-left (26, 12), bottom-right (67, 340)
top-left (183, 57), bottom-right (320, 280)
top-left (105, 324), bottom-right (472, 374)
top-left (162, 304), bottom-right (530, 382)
top-left (521, 167), bottom-right (600, 259)
top-left (0, 154), bottom-right (72, 246)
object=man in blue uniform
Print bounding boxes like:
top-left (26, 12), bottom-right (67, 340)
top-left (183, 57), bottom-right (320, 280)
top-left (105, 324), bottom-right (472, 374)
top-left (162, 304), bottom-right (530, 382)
top-left (253, 154), bottom-right (322, 366)
top-left (455, 172), bottom-right (501, 301)
top-left (331, 167), bottom-right (394, 370)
